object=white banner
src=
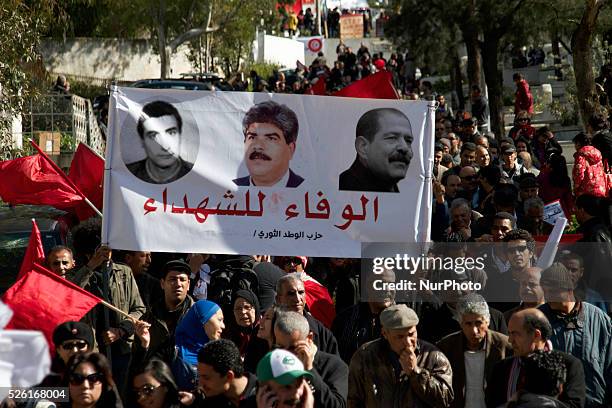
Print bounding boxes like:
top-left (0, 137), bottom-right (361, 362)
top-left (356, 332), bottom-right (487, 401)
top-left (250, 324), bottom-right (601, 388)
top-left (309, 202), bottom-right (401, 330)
top-left (102, 88), bottom-right (434, 257)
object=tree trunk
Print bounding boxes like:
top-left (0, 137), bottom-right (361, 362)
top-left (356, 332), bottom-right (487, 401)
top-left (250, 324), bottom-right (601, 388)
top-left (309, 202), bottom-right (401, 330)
top-left (449, 43), bottom-right (465, 110)
top-left (572, 0), bottom-right (604, 128)
top-left (551, 28), bottom-right (563, 80)
top-left (157, 1), bottom-right (170, 79)
top-left (481, 32), bottom-right (505, 140)
top-left (464, 28), bottom-right (482, 90)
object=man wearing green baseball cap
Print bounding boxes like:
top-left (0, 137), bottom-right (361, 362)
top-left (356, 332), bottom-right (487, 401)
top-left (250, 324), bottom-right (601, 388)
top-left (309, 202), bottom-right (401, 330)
top-left (256, 349), bottom-right (314, 408)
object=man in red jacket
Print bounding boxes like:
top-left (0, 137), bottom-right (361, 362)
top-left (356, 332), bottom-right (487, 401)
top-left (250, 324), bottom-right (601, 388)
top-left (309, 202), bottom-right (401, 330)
top-left (514, 73), bottom-right (534, 115)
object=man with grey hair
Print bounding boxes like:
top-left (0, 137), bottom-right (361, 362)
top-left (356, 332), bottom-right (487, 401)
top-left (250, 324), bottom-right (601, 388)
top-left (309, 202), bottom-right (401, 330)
top-left (446, 197), bottom-right (481, 241)
top-left (348, 304), bottom-right (453, 407)
top-left (274, 311), bottom-right (348, 408)
top-left (437, 293), bottom-right (512, 408)
top-left (275, 272), bottom-right (339, 355)
top-left (519, 197), bottom-right (553, 235)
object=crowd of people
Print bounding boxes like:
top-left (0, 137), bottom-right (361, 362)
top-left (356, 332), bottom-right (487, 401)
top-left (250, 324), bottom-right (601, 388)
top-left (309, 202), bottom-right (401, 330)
top-left (4, 48), bottom-right (612, 408)
top-left (3, 142), bottom-right (612, 407)
top-left (232, 45), bottom-right (424, 99)
top-left (278, 7), bottom-right (373, 39)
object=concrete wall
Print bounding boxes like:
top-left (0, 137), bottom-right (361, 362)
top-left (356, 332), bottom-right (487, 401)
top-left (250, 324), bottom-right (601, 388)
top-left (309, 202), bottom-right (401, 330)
top-left (255, 34), bottom-right (305, 67)
top-left (40, 36), bottom-right (396, 80)
top-left (40, 38), bottom-right (194, 81)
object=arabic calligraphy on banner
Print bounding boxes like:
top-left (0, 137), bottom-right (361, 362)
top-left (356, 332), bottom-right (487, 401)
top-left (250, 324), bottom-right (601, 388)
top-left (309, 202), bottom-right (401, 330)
top-left (102, 88), bottom-right (434, 257)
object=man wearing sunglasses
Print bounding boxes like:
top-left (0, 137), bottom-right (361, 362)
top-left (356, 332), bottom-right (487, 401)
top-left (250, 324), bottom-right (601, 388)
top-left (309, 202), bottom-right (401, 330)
top-left (488, 229), bottom-right (536, 309)
top-left (35, 321), bottom-right (94, 387)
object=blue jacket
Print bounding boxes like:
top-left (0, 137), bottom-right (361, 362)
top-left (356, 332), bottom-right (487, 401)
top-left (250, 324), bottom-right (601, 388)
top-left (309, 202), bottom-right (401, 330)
top-left (539, 302), bottom-right (612, 407)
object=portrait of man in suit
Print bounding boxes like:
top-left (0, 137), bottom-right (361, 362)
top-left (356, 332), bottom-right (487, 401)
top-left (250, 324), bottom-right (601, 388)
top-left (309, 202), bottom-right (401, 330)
top-left (233, 101), bottom-right (304, 188)
top-left (126, 100), bottom-right (194, 184)
top-left (339, 108), bottom-right (413, 192)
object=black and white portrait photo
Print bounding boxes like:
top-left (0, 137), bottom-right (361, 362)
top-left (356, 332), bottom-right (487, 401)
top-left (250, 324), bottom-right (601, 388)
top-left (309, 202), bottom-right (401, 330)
top-left (123, 100), bottom-right (196, 184)
top-left (339, 108), bottom-right (413, 192)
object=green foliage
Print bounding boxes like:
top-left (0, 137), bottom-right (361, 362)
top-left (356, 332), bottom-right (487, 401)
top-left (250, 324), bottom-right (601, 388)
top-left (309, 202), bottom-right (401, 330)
top-left (549, 66), bottom-right (580, 126)
top-left (503, 87), bottom-right (515, 107)
top-left (244, 62), bottom-right (280, 83)
top-left (68, 79), bottom-right (106, 101)
top-left (564, 214), bottom-right (579, 234)
top-left (0, 1), bottom-right (57, 159)
top-left (82, 0), bottom-right (279, 77)
top-left (432, 78), bottom-right (452, 95)
top-left (549, 99), bottom-right (579, 126)
top-left (60, 132), bottom-right (77, 152)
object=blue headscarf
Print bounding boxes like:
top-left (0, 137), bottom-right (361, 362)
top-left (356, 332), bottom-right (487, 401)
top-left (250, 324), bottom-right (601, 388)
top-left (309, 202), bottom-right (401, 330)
top-left (175, 300), bottom-right (221, 366)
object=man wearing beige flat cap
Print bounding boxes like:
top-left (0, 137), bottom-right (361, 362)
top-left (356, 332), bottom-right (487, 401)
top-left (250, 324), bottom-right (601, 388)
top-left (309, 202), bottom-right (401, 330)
top-left (347, 304), bottom-right (454, 408)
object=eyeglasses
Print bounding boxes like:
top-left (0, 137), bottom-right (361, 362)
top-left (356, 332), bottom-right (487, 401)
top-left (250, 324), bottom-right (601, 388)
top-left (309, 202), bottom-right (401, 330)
top-left (507, 245), bottom-right (528, 253)
top-left (518, 118), bottom-right (530, 123)
top-left (134, 384), bottom-right (162, 398)
top-left (61, 341), bottom-right (88, 351)
top-left (69, 372), bottom-right (104, 386)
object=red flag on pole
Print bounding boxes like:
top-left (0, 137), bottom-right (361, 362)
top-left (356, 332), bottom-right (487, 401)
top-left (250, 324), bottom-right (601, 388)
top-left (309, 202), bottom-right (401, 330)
top-left (69, 143), bottom-right (104, 220)
top-left (307, 77), bottom-right (327, 96)
top-left (332, 70), bottom-right (400, 99)
top-left (0, 155), bottom-right (84, 210)
top-left (29, 140), bottom-right (102, 217)
top-left (17, 219), bottom-right (46, 280)
top-left (2, 263), bottom-right (102, 354)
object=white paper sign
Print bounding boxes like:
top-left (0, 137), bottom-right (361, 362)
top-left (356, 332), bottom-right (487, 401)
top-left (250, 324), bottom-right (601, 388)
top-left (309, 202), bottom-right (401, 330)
top-left (543, 199), bottom-right (565, 225)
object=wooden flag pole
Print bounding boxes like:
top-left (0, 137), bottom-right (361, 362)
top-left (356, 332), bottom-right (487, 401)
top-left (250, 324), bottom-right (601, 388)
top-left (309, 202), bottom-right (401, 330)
top-left (99, 299), bottom-right (137, 322)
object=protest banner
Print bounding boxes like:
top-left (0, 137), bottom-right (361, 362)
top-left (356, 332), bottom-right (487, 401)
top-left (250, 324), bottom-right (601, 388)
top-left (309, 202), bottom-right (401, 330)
top-left (102, 88), bottom-right (435, 257)
top-left (340, 14), bottom-right (363, 39)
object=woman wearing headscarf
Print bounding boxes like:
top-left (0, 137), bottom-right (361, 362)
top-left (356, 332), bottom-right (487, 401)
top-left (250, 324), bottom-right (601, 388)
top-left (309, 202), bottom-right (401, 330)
top-left (172, 300), bottom-right (224, 390)
top-left (175, 300), bottom-right (225, 364)
top-left (223, 289), bottom-right (265, 360)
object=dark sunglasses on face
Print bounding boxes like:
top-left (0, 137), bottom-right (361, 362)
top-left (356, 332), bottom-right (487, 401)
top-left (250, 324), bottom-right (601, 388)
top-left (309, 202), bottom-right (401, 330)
top-left (135, 384), bottom-right (161, 398)
top-left (69, 372), bottom-right (104, 386)
top-left (61, 340), bottom-right (88, 351)
top-left (284, 257), bottom-right (303, 266)
top-left (518, 118), bottom-right (530, 123)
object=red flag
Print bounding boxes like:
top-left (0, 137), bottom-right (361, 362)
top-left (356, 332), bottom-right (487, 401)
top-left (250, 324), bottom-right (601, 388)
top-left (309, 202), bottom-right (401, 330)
top-left (17, 219), bottom-right (46, 279)
top-left (0, 155), bottom-right (84, 210)
top-left (2, 263), bottom-right (102, 354)
top-left (307, 77), bottom-right (327, 96)
top-left (302, 274), bottom-right (336, 329)
top-left (332, 71), bottom-right (399, 99)
top-left (69, 143), bottom-right (104, 220)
